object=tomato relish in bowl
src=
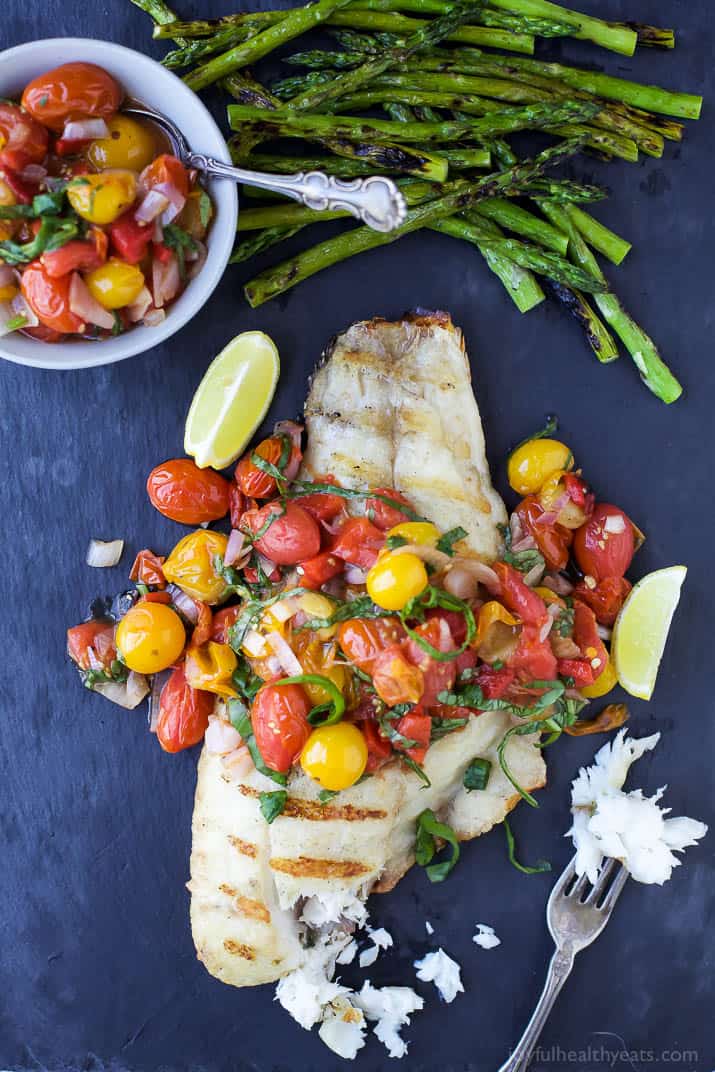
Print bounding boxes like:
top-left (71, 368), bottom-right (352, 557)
top-left (0, 61), bottom-right (213, 342)
top-left (68, 420), bottom-right (641, 818)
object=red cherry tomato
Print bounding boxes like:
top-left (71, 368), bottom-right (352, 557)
top-left (572, 576), bottom-right (632, 627)
top-left (129, 548), bottom-right (166, 589)
top-left (508, 622), bottom-right (558, 682)
top-left (156, 665), bottom-right (214, 754)
top-left (146, 459), bottom-right (231, 525)
top-left (211, 605), bottom-right (241, 644)
top-left (470, 663), bottom-right (516, 700)
top-left (493, 562), bottom-right (548, 625)
top-left (572, 600), bottom-right (609, 678)
top-left (514, 496), bottom-right (572, 572)
top-left (22, 63), bottom-right (122, 132)
top-left (297, 475), bottom-right (345, 522)
top-left (330, 517), bottom-right (385, 571)
top-left (404, 619), bottom-right (457, 707)
top-left (556, 657), bottom-right (594, 688)
top-left (394, 709), bottom-right (431, 764)
top-left (67, 619), bottom-right (117, 671)
top-left (235, 435), bottom-right (302, 499)
top-left (425, 607), bottom-right (468, 646)
top-left (362, 719), bottom-right (393, 772)
top-left (337, 617), bottom-right (406, 672)
top-left (41, 231), bottom-right (107, 278)
top-left (228, 483), bottom-right (245, 529)
top-left (573, 504), bottom-right (635, 582)
top-left (108, 209), bottom-right (153, 265)
top-left (242, 502), bottom-right (321, 566)
top-left (22, 322), bottom-right (64, 342)
top-left (140, 154), bottom-right (190, 199)
top-left (297, 550), bottom-right (344, 590)
top-left (371, 645), bottom-right (424, 706)
top-left (0, 102), bottom-right (49, 171)
top-left (252, 683), bottom-right (312, 774)
top-left (21, 261), bottom-right (84, 334)
top-left (365, 487), bottom-right (415, 530)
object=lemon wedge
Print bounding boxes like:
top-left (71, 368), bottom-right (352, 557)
top-left (184, 331), bottom-right (280, 469)
top-left (612, 565), bottom-right (687, 700)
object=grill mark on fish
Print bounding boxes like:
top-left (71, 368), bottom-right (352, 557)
top-left (227, 834), bottom-right (257, 858)
top-left (223, 939), bottom-right (256, 959)
top-left (270, 856), bottom-right (371, 879)
top-left (237, 784), bottom-right (386, 821)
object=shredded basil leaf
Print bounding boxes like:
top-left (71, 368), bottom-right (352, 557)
top-left (5, 314), bottom-right (27, 331)
top-left (378, 715), bottom-right (418, 750)
top-left (415, 809), bottom-right (460, 883)
top-left (385, 534), bottom-right (408, 550)
top-left (260, 790), bottom-right (288, 823)
top-left (401, 755), bottom-right (431, 786)
top-left (299, 595), bottom-right (391, 633)
top-left (430, 716), bottom-right (469, 740)
top-left (499, 522), bottom-right (545, 575)
top-left (228, 699), bottom-right (287, 786)
top-left (275, 673), bottom-right (346, 726)
top-left (0, 214), bottom-right (81, 266)
top-left (162, 223), bottom-right (198, 281)
top-left (504, 818), bottom-right (551, 875)
top-left (289, 480), bottom-right (428, 522)
top-left (198, 188), bottom-right (213, 229)
top-left (463, 757), bottom-right (492, 791)
top-left (554, 604), bottom-right (575, 638)
top-left (436, 526), bottom-right (468, 556)
top-left (508, 414), bottom-right (559, 460)
top-left (399, 586), bottom-right (476, 662)
top-left (318, 789), bottom-right (338, 804)
top-left (227, 586), bottom-right (308, 650)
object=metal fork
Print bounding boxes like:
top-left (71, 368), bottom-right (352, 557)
top-left (498, 855), bottom-right (629, 1072)
top-left (122, 104), bottom-right (406, 233)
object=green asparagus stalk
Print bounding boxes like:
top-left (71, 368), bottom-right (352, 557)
top-left (244, 138), bottom-right (585, 305)
top-left (538, 201), bottom-right (682, 402)
top-left (237, 179), bottom-right (440, 229)
top-left (285, 0), bottom-right (486, 111)
top-left (566, 205), bottom-right (631, 266)
top-left (473, 199), bottom-right (567, 254)
top-left (324, 9), bottom-right (535, 53)
top-left (621, 21), bottom-right (675, 49)
top-left (544, 280), bottom-right (619, 362)
top-left (351, 0), bottom-right (571, 37)
top-left (129, 0), bottom-right (188, 41)
top-left (486, 0), bottom-right (637, 55)
top-left (184, 0), bottom-right (355, 92)
top-left (515, 179), bottom-right (607, 204)
top-left (459, 212), bottom-right (545, 313)
top-left (163, 25), bottom-right (256, 69)
top-left (231, 226), bottom-right (305, 264)
top-left (228, 99), bottom-right (600, 146)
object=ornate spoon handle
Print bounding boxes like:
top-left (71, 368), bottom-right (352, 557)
top-left (187, 152), bottom-right (407, 233)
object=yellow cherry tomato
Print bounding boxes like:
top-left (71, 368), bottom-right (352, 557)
top-left (67, 170), bottom-right (137, 225)
top-left (116, 602), bottom-right (185, 673)
top-left (162, 529), bottom-right (228, 604)
top-left (533, 587), bottom-right (565, 608)
top-left (0, 283), bottom-right (18, 302)
top-left (581, 656), bottom-right (618, 698)
top-left (296, 591), bottom-right (339, 639)
top-left (386, 521), bottom-right (441, 547)
top-left (185, 641), bottom-right (237, 697)
top-left (300, 722), bottom-right (368, 791)
top-left (87, 116), bottom-right (157, 172)
top-left (507, 438), bottom-right (573, 496)
top-left (292, 634), bottom-right (348, 705)
top-left (539, 470), bottom-right (588, 530)
top-left (366, 551), bottom-right (428, 611)
top-left (0, 176), bottom-right (16, 241)
top-left (85, 258), bottom-right (145, 310)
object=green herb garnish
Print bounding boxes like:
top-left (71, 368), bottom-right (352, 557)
top-left (430, 716), bottom-right (469, 740)
top-left (260, 790), bottom-right (288, 823)
top-left (229, 700), bottom-right (287, 786)
top-left (163, 223), bottom-right (199, 281)
top-left (275, 673), bottom-right (346, 726)
top-left (504, 818), bottom-right (552, 875)
top-left (415, 809), bottom-right (460, 883)
top-left (385, 534), bottom-right (408, 550)
top-left (289, 480), bottom-right (428, 522)
top-left (318, 789), bottom-right (338, 804)
top-left (508, 414), bottom-right (559, 459)
top-left (198, 189), bottom-right (213, 229)
top-left (298, 594), bottom-right (392, 632)
top-left (463, 757), bottom-right (492, 791)
top-left (399, 586), bottom-right (476, 662)
top-left (402, 755), bottom-right (431, 786)
top-left (436, 526), bottom-right (468, 556)
top-left (499, 523), bottom-right (545, 575)
top-left (5, 314), bottom-right (27, 331)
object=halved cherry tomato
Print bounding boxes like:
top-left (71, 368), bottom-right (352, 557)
top-left (337, 617), bottom-right (406, 671)
top-left (67, 619), bottom-right (116, 671)
top-left (21, 261), bottom-right (84, 334)
top-left (557, 657), bottom-right (594, 687)
top-left (192, 601), bottom-right (213, 648)
top-left (297, 550), bottom-right (343, 590)
top-left (156, 665), bottom-right (214, 754)
top-left (395, 709), bottom-right (431, 764)
top-left (493, 562), bottom-right (548, 624)
top-left (41, 230), bottom-right (107, 278)
top-left (54, 136), bottom-right (92, 158)
top-left (147, 459), bottom-right (231, 525)
top-left (572, 600), bottom-right (609, 680)
top-left (108, 208), bottom-right (153, 265)
top-left (22, 63), bottom-right (123, 132)
top-left (140, 154), bottom-right (190, 199)
top-left (235, 434), bottom-right (302, 499)
top-left (228, 483), bottom-right (245, 529)
top-left (251, 682), bottom-right (312, 774)
top-left (297, 475), bottom-right (345, 522)
top-left (404, 619), bottom-right (457, 707)
top-left (514, 496), bottom-right (572, 572)
top-left (331, 517), bottom-right (384, 571)
top-left (508, 621), bottom-right (558, 682)
top-left (366, 487), bottom-right (415, 530)
top-left (0, 102), bottom-right (49, 172)
top-left (572, 576), bottom-right (632, 627)
top-left (371, 645), bottom-right (424, 706)
top-left (425, 608), bottom-right (468, 646)
top-left (242, 502), bottom-right (321, 566)
top-left (362, 719), bottom-right (393, 772)
top-left (129, 548), bottom-right (166, 589)
top-left (244, 561), bottom-right (281, 585)
top-left (210, 605), bottom-right (241, 644)
top-left (573, 504), bottom-right (635, 582)
top-left (470, 663), bottom-right (515, 700)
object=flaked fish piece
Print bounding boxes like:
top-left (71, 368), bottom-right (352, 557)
top-left (190, 313), bottom-right (545, 988)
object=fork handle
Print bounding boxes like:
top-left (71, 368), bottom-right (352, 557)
top-left (497, 945), bottom-right (575, 1072)
top-left (186, 151), bottom-right (406, 234)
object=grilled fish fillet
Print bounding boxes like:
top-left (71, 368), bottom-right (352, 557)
top-left (190, 313), bottom-right (546, 988)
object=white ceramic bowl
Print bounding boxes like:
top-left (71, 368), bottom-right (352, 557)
top-left (0, 37), bottom-right (238, 370)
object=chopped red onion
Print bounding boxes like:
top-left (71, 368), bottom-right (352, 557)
top-left (0, 264), bottom-right (15, 288)
top-left (604, 513), bottom-right (626, 534)
top-left (70, 272), bottom-right (115, 331)
top-left (443, 563), bottom-right (480, 600)
top-left (539, 616), bottom-right (554, 643)
top-left (152, 218), bottom-right (164, 244)
top-left (542, 572), bottom-right (574, 597)
top-left (167, 584), bottom-right (199, 623)
top-left (62, 118), bottom-right (110, 141)
top-left (205, 716), bottom-right (242, 755)
top-left (152, 252), bottom-right (181, 309)
top-left (523, 561), bottom-right (545, 588)
top-left (187, 239), bottom-right (208, 280)
top-left (344, 564), bottom-right (368, 585)
top-left (135, 189), bottom-right (170, 224)
top-left (18, 163), bottom-right (46, 182)
top-left (126, 286), bottom-right (153, 324)
top-left (149, 670), bottom-right (172, 732)
top-left (92, 671), bottom-right (149, 709)
top-left (596, 624), bottom-right (613, 642)
top-left (266, 631), bottom-right (303, 676)
top-left (86, 537), bottom-right (124, 568)
top-left (256, 553), bottom-right (278, 577)
top-left (143, 306), bottom-right (166, 327)
top-left (224, 528), bottom-right (247, 568)
top-left (152, 181), bottom-right (186, 225)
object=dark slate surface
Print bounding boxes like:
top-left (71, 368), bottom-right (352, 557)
top-left (0, 2), bottom-right (713, 1070)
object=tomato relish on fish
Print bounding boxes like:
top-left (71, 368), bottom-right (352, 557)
top-left (0, 62), bottom-right (212, 341)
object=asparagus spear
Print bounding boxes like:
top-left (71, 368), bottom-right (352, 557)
top-left (231, 226), bottom-right (305, 264)
top-left (351, 0), bottom-right (571, 37)
top-left (617, 21), bottom-right (675, 49)
top-left (285, 0), bottom-right (487, 111)
top-left (473, 199), bottom-right (567, 254)
top-left (244, 139), bottom-right (585, 305)
top-left (486, 0), bottom-right (637, 55)
top-left (129, 0), bottom-right (188, 41)
top-left (227, 99), bottom-right (600, 146)
top-left (237, 178), bottom-right (440, 229)
top-left (544, 280), bottom-right (619, 362)
top-left (566, 205), bottom-right (631, 266)
top-left (184, 0), bottom-right (356, 92)
top-left (538, 201), bottom-right (682, 402)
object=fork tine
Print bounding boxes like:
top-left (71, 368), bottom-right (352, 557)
top-left (599, 864), bottom-right (629, 912)
top-left (568, 870), bottom-right (592, 901)
top-left (549, 856), bottom-right (577, 899)
top-left (583, 856), bottom-right (618, 905)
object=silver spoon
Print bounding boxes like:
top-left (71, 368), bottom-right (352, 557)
top-left (123, 104), bottom-right (407, 233)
